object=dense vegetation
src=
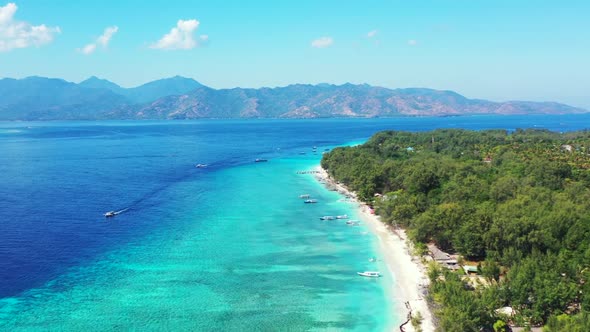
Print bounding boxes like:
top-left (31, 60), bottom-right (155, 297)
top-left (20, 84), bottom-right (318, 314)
top-left (321, 129), bottom-right (590, 331)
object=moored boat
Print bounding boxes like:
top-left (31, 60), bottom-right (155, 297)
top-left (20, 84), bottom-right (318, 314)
top-left (299, 194), bottom-right (311, 199)
top-left (255, 158), bottom-right (268, 162)
top-left (336, 214), bottom-right (348, 219)
top-left (319, 216), bottom-right (335, 220)
top-left (357, 271), bottom-right (380, 277)
top-left (304, 199), bottom-right (318, 204)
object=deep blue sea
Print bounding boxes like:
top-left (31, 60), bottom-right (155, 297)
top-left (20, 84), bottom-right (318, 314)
top-left (1, 115), bottom-right (589, 330)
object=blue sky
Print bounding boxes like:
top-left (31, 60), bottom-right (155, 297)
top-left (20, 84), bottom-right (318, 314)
top-left (1, 0), bottom-right (589, 107)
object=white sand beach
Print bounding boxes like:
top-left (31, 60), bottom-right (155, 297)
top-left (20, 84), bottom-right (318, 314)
top-left (316, 167), bottom-right (435, 332)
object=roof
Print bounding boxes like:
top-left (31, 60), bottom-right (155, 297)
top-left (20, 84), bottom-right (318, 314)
top-left (495, 306), bottom-right (514, 316)
top-left (463, 265), bottom-right (478, 273)
top-left (427, 243), bottom-right (451, 261)
top-left (511, 328), bottom-right (543, 332)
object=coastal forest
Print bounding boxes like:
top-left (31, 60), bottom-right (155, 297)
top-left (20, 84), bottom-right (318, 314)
top-left (321, 129), bottom-right (590, 331)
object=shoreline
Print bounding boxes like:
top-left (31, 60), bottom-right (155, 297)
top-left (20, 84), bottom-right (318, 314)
top-left (314, 166), bottom-right (435, 332)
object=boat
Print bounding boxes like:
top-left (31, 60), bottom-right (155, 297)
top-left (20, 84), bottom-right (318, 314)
top-left (319, 216), bottom-right (335, 220)
top-left (104, 208), bottom-right (128, 218)
top-left (346, 220), bottom-right (360, 226)
top-left (357, 271), bottom-right (380, 278)
top-left (299, 194), bottom-right (311, 199)
top-left (255, 159), bottom-right (268, 163)
top-left (304, 199), bottom-right (318, 204)
top-left (299, 152), bottom-right (306, 155)
top-left (369, 257), bottom-right (377, 262)
top-left (195, 163), bottom-right (208, 168)
top-left (336, 214), bottom-right (348, 219)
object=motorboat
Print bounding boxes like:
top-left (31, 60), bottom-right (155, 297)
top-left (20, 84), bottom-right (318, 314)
top-left (255, 158), bottom-right (268, 162)
top-left (346, 220), bottom-right (360, 226)
top-left (195, 163), bottom-right (208, 168)
top-left (319, 216), bottom-right (335, 220)
top-left (357, 271), bottom-right (380, 278)
top-left (304, 199), bottom-right (318, 204)
top-left (104, 208), bottom-right (128, 218)
top-left (299, 194), bottom-right (311, 199)
top-left (336, 215), bottom-right (348, 219)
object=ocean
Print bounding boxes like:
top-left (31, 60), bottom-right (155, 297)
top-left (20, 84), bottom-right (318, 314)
top-left (1, 115), bottom-right (589, 331)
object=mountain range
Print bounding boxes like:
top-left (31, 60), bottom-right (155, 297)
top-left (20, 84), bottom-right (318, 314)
top-left (0, 76), bottom-right (586, 120)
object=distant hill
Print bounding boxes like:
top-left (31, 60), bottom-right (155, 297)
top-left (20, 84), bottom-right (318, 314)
top-left (79, 76), bottom-right (126, 95)
top-left (124, 76), bottom-right (204, 103)
top-left (0, 76), bottom-right (586, 120)
top-left (0, 76), bottom-right (129, 120)
top-left (119, 84), bottom-right (587, 119)
top-left (79, 75), bottom-right (203, 103)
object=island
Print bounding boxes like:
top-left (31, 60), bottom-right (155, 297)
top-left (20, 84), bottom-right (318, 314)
top-left (321, 129), bottom-right (590, 331)
top-left (0, 76), bottom-right (586, 120)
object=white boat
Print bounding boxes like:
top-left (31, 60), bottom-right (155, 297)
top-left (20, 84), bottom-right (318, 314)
top-left (336, 214), bottom-right (348, 219)
top-left (357, 271), bottom-right (380, 278)
top-left (304, 199), bottom-right (318, 204)
top-left (319, 216), bottom-right (335, 220)
top-left (369, 257), bottom-right (377, 262)
top-left (299, 194), bottom-right (311, 199)
top-left (346, 220), bottom-right (360, 226)
top-left (195, 163), bottom-right (208, 168)
top-left (104, 208), bottom-right (128, 218)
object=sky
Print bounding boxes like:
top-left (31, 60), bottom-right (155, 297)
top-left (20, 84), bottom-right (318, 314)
top-left (0, 0), bottom-right (589, 107)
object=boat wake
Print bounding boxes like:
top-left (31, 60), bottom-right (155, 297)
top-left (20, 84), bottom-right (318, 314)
top-left (104, 208), bottom-right (129, 218)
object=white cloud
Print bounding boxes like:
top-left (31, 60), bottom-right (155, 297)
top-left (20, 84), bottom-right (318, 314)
top-left (0, 2), bottom-right (60, 52)
top-left (78, 25), bottom-right (118, 55)
top-left (151, 19), bottom-right (202, 50)
top-left (97, 26), bottom-right (118, 47)
top-left (80, 43), bottom-right (96, 55)
top-left (311, 36), bottom-right (333, 48)
top-left (408, 39), bottom-right (418, 46)
top-left (367, 30), bottom-right (378, 38)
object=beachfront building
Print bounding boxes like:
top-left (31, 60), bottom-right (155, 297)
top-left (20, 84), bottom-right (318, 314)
top-left (427, 244), bottom-right (460, 271)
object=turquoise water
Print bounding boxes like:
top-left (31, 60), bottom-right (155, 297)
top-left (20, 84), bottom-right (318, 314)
top-left (0, 156), bottom-right (391, 330)
top-left (2, 116), bottom-right (590, 331)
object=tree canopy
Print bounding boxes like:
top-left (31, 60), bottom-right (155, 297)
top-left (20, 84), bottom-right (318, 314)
top-left (321, 129), bottom-right (590, 330)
